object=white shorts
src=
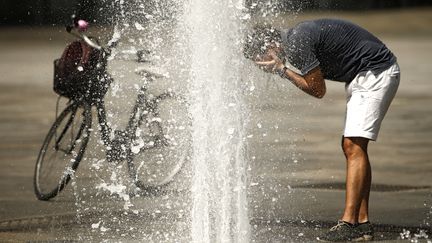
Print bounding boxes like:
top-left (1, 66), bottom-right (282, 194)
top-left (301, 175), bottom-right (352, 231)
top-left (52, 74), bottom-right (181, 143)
top-left (344, 63), bottom-right (400, 141)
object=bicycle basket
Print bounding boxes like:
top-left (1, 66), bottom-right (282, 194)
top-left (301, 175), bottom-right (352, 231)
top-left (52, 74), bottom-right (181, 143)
top-left (53, 40), bottom-right (110, 101)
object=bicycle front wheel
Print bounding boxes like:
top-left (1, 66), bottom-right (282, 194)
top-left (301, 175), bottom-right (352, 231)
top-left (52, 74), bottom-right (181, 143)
top-left (128, 93), bottom-right (191, 190)
top-left (34, 101), bottom-right (92, 200)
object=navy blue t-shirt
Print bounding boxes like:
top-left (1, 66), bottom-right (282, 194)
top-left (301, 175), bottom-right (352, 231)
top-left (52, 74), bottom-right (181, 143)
top-left (281, 19), bottom-right (396, 83)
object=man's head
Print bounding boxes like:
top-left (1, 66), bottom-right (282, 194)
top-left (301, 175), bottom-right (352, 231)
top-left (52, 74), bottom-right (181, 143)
top-left (243, 24), bottom-right (283, 61)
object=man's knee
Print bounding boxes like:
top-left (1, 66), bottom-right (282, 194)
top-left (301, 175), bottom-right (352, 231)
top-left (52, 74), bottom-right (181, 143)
top-left (342, 136), bottom-right (369, 159)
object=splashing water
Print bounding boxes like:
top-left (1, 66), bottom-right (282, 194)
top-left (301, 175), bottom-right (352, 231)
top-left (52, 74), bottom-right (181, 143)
top-left (179, 0), bottom-right (251, 241)
top-left (69, 0), bottom-right (251, 241)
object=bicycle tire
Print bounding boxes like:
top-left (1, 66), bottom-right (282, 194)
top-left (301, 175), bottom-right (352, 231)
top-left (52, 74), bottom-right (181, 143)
top-left (34, 101), bottom-right (92, 200)
top-left (127, 92), bottom-right (191, 191)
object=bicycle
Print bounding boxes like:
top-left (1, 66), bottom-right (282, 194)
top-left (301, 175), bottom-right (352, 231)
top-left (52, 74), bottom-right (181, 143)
top-left (34, 17), bottom-right (190, 201)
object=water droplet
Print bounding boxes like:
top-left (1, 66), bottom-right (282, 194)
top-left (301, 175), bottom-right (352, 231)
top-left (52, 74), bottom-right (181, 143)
top-left (134, 22), bottom-right (144, 31)
top-left (100, 226), bottom-right (109, 232)
top-left (227, 128), bottom-right (235, 135)
top-left (91, 221), bottom-right (100, 229)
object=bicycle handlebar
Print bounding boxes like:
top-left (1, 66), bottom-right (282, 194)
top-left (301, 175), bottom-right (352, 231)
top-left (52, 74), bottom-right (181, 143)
top-left (66, 15), bottom-right (116, 52)
top-left (81, 35), bottom-right (103, 50)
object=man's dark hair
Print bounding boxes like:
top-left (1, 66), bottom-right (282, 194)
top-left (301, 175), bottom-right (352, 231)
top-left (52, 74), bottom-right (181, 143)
top-left (243, 24), bottom-right (282, 60)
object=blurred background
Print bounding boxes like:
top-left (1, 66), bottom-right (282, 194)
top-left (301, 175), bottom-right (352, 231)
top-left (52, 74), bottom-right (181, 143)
top-left (1, 0), bottom-right (432, 25)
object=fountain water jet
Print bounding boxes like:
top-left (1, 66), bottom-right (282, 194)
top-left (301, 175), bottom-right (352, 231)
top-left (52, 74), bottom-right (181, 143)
top-left (75, 0), bottom-right (250, 241)
top-left (178, 0), bottom-right (251, 241)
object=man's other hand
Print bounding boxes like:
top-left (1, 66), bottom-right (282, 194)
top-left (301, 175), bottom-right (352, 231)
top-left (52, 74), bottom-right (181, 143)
top-left (254, 51), bottom-right (285, 74)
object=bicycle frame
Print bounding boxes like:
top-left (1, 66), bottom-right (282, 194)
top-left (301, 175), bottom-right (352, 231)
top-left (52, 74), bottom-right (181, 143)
top-left (94, 86), bottom-right (152, 162)
top-left (66, 18), bottom-right (169, 163)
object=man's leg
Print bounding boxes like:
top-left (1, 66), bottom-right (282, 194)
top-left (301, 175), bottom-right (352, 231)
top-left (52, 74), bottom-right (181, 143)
top-left (317, 136), bottom-right (372, 242)
top-left (341, 136), bottom-right (371, 224)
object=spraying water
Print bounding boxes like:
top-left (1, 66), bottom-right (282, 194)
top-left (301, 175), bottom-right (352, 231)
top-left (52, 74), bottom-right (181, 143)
top-left (68, 0), bottom-right (251, 241)
top-left (179, 0), bottom-right (251, 241)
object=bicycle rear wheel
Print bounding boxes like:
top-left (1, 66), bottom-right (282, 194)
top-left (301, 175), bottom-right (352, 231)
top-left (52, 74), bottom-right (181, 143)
top-left (127, 93), bottom-right (191, 190)
top-left (34, 101), bottom-right (92, 200)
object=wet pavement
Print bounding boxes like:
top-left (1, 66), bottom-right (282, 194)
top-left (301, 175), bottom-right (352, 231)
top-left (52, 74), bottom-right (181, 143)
top-left (1, 9), bottom-right (432, 242)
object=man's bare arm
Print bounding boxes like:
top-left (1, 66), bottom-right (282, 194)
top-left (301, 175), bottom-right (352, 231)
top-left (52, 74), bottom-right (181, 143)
top-left (282, 66), bottom-right (326, 98)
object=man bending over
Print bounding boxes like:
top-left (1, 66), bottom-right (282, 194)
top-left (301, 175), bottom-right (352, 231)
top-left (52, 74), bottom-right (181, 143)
top-left (244, 19), bottom-right (400, 242)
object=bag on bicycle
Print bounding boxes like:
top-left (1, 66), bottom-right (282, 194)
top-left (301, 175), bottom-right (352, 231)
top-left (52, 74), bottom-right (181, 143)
top-left (53, 40), bottom-right (111, 102)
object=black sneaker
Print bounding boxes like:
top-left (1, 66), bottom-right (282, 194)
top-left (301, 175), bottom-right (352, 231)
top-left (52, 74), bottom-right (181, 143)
top-left (356, 221), bottom-right (374, 241)
top-left (317, 220), bottom-right (363, 242)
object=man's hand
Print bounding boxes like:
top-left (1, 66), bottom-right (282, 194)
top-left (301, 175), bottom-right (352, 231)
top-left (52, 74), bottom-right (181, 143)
top-left (254, 51), bottom-right (285, 74)
top-left (254, 48), bottom-right (326, 98)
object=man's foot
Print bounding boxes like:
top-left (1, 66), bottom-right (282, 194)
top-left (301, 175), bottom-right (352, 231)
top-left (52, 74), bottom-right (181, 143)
top-left (317, 220), bottom-right (364, 242)
top-left (356, 221), bottom-right (374, 241)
